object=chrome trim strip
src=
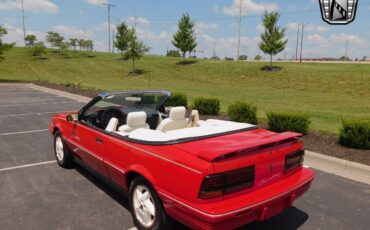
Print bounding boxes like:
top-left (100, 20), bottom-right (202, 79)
top-left (104, 160), bottom-right (126, 174)
top-left (64, 137), bottom-right (103, 161)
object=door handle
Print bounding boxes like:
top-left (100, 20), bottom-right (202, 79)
top-left (96, 137), bottom-right (104, 143)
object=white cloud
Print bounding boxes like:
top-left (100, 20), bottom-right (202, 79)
top-left (256, 23), bottom-right (264, 32)
top-left (287, 22), bottom-right (329, 33)
top-left (84, 0), bottom-right (107, 5)
top-left (195, 22), bottom-right (218, 34)
top-left (53, 25), bottom-right (92, 39)
top-left (223, 0), bottom-right (279, 16)
top-left (331, 33), bottom-right (364, 43)
top-left (95, 22), bottom-right (115, 31)
top-left (306, 34), bottom-right (327, 44)
top-left (128, 16), bottom-right (151, 26)
top-left (1, 23), bottom-right (45, 45)
top-left (0, 0), bottom-right (58, 13)
top-left (136, 27), bottom-right (171, 41)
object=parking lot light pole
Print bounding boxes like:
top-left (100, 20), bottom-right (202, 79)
top-left (299, 24), bottom-right (305, 63)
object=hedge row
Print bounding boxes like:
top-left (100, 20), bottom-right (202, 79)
top-left (165, 92), bottom-right (369, 149)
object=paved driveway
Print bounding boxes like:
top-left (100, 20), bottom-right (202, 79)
top-left (0, 84), bottom-right (368, 230)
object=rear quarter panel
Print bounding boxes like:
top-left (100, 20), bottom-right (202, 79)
top-left (105, 136), bottom-right (214, 203)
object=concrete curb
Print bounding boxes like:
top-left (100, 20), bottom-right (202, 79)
top-left (5, 83), bottom-right (369, 185)
top-left (27, 83), bottom-right (91, 103)
top-left (305, 151), bottom-right (370, 185)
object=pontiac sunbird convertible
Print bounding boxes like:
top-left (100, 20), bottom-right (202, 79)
top-left (49, 90), bottom-right (315, 230)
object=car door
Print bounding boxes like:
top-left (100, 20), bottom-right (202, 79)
top-left (71, 122), bottom-right (108, 177)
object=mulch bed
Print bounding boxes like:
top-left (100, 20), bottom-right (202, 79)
top-left (32, 81), bottom-right (370, 166)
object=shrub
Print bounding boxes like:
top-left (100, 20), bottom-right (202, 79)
top-left (228, 101), bottom-right (257, 124)
top-left (193, 97), bottom-right (220, 115)
top-left (166, 50), bottom-right (181, 57)
top-left (165, 92), bottom-right (188, 107)
top-left (339, 119), bottom-right (370, 149)
top-left (267, 111), bottom-right (311, 135)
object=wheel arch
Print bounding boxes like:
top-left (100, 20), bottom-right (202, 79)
top-left (125, 165), bottom-right (157, 190)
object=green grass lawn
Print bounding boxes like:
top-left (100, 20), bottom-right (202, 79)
top-left (1, 47), bottom-right (369, 135)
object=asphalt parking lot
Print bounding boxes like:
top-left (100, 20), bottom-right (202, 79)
top-left (0, 84), bottom-right (369, 230)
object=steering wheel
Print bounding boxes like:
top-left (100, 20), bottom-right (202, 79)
top-left (101, 107), bottom-right (124, 129)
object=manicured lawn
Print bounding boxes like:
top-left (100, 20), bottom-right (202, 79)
top-left (1, 47), bottom-right (369, 135)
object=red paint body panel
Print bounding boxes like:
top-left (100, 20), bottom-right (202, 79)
top-left (50, 113), bottom-right (315, 230)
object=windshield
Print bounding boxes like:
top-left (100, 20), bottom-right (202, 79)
top-left (90, 92), bottom-right (169, 111)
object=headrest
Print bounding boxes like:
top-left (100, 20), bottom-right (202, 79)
top-left (169, 106), bottom-right (186, 120)
top-left (190, 110), bottom-right (199, 118)
top-left (127, 112), bottom-right (147, 127)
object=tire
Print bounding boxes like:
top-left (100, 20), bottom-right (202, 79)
top-left (129, 177), bottom-right (173, 230)
top-left (54, 131), bottom-right (73, 168)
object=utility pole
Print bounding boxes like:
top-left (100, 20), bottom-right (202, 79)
top-left (345, 39), bottom-right (349, 60)
top-left (237, 0), bottom-right (243, 60)
top-left (103, 1), bottom-right (116, 53)
top-left (212, 43), bottom-right (216, 58)
top-left (21, 0), bottom-right (26, 46)
top-left (299, 24), bottom-right (305, 63)
top-left (112, 29), bottom-right (115, 53)
top-left (134, 16), bottom-right (138, 31)
top-left (295, 23), bottom-right (300, 61)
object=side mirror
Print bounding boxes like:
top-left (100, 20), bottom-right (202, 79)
top-left (66, 114), bottom-right (74, 122)
top-left (66, 114), bottom-right (78, 122)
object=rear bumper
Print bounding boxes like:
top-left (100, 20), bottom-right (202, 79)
top-left (159, 168), bottom-right (315, 230)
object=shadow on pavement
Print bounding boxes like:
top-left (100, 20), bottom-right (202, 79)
top-left (73, 164), bottom-right (308, 230)
top-left (239, 206), bottom-right (309, 230)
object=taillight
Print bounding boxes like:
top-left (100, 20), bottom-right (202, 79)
top-left (199, 166), bottom-right (255, 199)
top-left (285, 150), bottom-right (305, 173)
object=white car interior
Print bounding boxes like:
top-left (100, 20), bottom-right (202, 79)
top-left (156, 106), bottom-right (188, 132)
top-left (81, 91), bottom-right (255, 143)
top-left (118, 111), bottom-right (150, 132)
top-left (105, 117), bottom-right (119, 132)
top-left (107, 106), bottom-right (255, 142)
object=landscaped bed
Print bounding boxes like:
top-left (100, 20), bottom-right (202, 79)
top-left (31, 80), bottom-right (370, 166)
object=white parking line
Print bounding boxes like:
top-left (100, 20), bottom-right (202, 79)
top-left (0, 111), bottom-right (73, 118)
top-left (0, 160), bottom-right (56, 172)
top-left (0, 129), bottom-right (49, 136)
top-left (0, 101), bottom-right (77, 107)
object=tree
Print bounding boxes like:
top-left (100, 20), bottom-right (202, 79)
top-left (31, 42), bottom-right (47, 58)
top-left (25, 34), bottom-right (37, 47)
top-left (166, 50), bottom-right (181, 57)
top-left (60, 42), bottom-right (70, 53)
top-left (78, 39), bottom-right (84, 51)
top-left (69, 38), bottom-right (78, 52)
top-left (124, 29), bottom-right (150, 72)
top-left (0, 26), bottom-right (14, 61)
top-left (85, 40), bottom-right (94, 52)
top-left (114, 22), bottom-right (130, 56)
top-left (254, 54), bottom-right (262, 61)
top-left (238, 55), bottom-right (248, 60)
top-left (46, 31), bottom-right (64, 52)
top-left (172, 13), bottom-right (197, 62)
top-left (259, 11), bottom-right (287, 69)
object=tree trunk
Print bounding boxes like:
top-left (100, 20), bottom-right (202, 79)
top-left (270, 54), bottom-right (273, 69)
top-left (183, 52), bottom-right (186, 62)
top-left (132, 57), bottom-right (135, 73)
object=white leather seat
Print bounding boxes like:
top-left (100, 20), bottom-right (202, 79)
top-left (118, 111), bottom-right (150, 133)
top-left (188, 110), bottom-right (200, 128)
top-left (106, 117), bottom-right (119, 132)
top-left (156, 106), bottom-right (188, 132)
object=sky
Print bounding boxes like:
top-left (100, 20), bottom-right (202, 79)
top-left (1, 0), bottom-right (370, 59)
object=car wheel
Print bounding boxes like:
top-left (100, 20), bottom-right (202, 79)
top-left (129, 177), bottom-right (173, 230)
top-left (54, 131), bottom-right (73, 168)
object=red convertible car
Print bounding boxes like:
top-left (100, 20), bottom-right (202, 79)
top-left (49, 90), bottom-right (315, 230)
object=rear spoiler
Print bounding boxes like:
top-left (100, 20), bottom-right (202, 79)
top-left (196, 132), bottom-right (303, 162)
